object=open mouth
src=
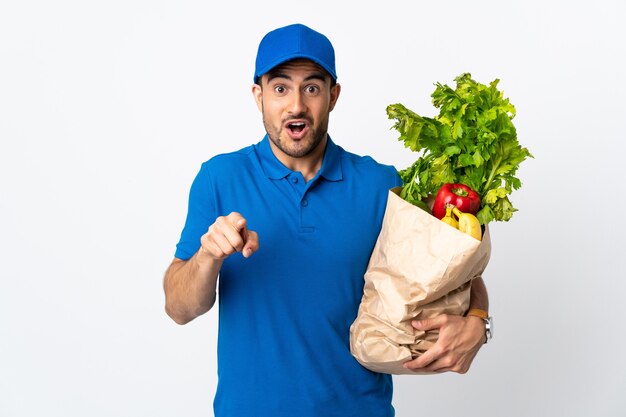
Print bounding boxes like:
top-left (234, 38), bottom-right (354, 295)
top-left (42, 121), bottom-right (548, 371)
top-left (285, 120), bottom-right (309, 139)
top-left (287, 122), bottom-right (306, 134)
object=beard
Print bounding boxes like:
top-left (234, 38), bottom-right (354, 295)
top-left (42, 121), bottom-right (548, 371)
top-left (263, 112), bottom-right (329, 159)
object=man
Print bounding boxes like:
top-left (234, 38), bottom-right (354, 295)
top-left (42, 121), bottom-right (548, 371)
top-left (164, 23), bottom-right (490, 417)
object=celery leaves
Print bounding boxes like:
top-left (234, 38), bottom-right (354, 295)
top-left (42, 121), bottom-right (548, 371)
top-left (389, 73), bottom-right (533, 224)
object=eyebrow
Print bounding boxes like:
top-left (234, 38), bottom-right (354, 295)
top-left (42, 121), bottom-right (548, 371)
top-left (266, 71), bottom-right (328, 84)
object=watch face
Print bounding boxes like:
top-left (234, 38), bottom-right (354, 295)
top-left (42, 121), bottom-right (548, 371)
top-left (486, 317), bottom-right (493, 341)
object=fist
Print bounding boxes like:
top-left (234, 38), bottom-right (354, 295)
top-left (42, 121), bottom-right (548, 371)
top-left (199, 212), bottom-right (259, 260)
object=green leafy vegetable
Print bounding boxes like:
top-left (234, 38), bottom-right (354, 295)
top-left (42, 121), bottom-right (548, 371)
top-left (388, 73), bottom-right (533, 224)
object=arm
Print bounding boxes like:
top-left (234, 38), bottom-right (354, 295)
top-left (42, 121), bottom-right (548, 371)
top-left (403, 276), bottom-right (489, 373)
top-left (163, 212), bottom-right (259, 325)
top-left (467, 275), bottom-right (489, 317)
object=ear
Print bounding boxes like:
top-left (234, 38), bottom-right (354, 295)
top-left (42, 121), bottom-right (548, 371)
top-left (328, 83), bottom-right (341, 112)
top-left (252, 83), bottom-right (263, 112)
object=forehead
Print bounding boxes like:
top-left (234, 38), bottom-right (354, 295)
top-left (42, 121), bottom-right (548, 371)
top-left (264, 59), bottom-right (331, 83)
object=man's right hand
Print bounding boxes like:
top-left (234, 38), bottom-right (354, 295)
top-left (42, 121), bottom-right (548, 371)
top-left (199, 212), bottom-right (260, 260)
top-left (164, 212), bottom-right (259, 324)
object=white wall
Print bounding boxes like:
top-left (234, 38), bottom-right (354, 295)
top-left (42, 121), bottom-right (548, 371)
top-left (1, 1), bottom-right (624, 416)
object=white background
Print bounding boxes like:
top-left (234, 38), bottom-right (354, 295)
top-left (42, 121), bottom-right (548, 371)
top-left (1, 1), bottom-right (625, 416)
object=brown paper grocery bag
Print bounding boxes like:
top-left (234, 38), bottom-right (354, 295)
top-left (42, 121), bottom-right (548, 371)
top-left (349, 188), bottom-right (491, 374)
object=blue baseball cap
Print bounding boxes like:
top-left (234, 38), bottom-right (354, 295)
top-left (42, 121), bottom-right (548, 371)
top-left (254, 23), bottom-right (337, 83)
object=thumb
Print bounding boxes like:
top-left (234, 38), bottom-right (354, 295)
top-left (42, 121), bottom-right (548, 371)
top-left (412, 315), bottom-right (446, 331)
top-left (235, 218), bottom-right (247, 233)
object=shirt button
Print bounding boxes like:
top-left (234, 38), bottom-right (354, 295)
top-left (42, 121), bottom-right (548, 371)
top-left (291, 177), bottom-right (298, 184)
top-left (301, 199), bottom-right (308, 207)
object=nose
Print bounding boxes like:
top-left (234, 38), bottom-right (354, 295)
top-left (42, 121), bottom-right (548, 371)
top-left (288, 90), bottom-right (307, 115)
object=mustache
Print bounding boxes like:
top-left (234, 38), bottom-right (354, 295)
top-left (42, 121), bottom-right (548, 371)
top-left (283, 115), bottom-right (313, 124)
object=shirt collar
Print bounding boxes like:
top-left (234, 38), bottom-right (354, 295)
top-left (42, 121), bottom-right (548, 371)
top-left (256, 134), bottom-right (343, 182)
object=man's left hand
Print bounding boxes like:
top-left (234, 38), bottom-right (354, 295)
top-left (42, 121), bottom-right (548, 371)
top-left (403, 314), bottom-right (486, 374)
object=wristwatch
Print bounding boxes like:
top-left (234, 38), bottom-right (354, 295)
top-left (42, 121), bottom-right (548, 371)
top-left (466, 308), bottom-right (493, 344)
top-left (484, 315), bottom-right (493, 344)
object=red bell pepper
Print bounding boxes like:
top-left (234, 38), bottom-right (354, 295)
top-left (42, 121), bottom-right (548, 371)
top-left (432, 183), bottom-right (481, 219)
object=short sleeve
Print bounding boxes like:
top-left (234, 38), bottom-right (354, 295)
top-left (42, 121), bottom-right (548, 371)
top-left (174, 163), bottom-right (217, 260)
top-left (390, 166), bottom-right (403, 188)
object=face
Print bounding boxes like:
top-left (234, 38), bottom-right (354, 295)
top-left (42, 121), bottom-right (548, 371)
top-left (252, 60), bottom-right (341, 160)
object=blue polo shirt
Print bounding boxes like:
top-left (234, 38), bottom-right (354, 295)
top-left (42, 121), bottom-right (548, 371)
top-left (175, 135), bottom-right (402, 417)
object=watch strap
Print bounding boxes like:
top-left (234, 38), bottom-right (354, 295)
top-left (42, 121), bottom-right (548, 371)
top-left (466, 308), bottom-right (488, 320)
top-left (466, 309), bottom-right (493, 344)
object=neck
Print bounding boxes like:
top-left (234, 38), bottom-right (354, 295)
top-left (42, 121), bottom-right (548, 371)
top-left (270, 136), bottom-right (327, 182)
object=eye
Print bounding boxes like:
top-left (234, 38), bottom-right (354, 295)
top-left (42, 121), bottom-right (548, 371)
top-left (273, 85), bottom-right (286, 94)
top-left (305, 85), bottom-right (319, 95)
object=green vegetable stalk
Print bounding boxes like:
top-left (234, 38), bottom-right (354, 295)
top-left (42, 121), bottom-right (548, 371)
top-left (388, 73), bottom-right (533, 224)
